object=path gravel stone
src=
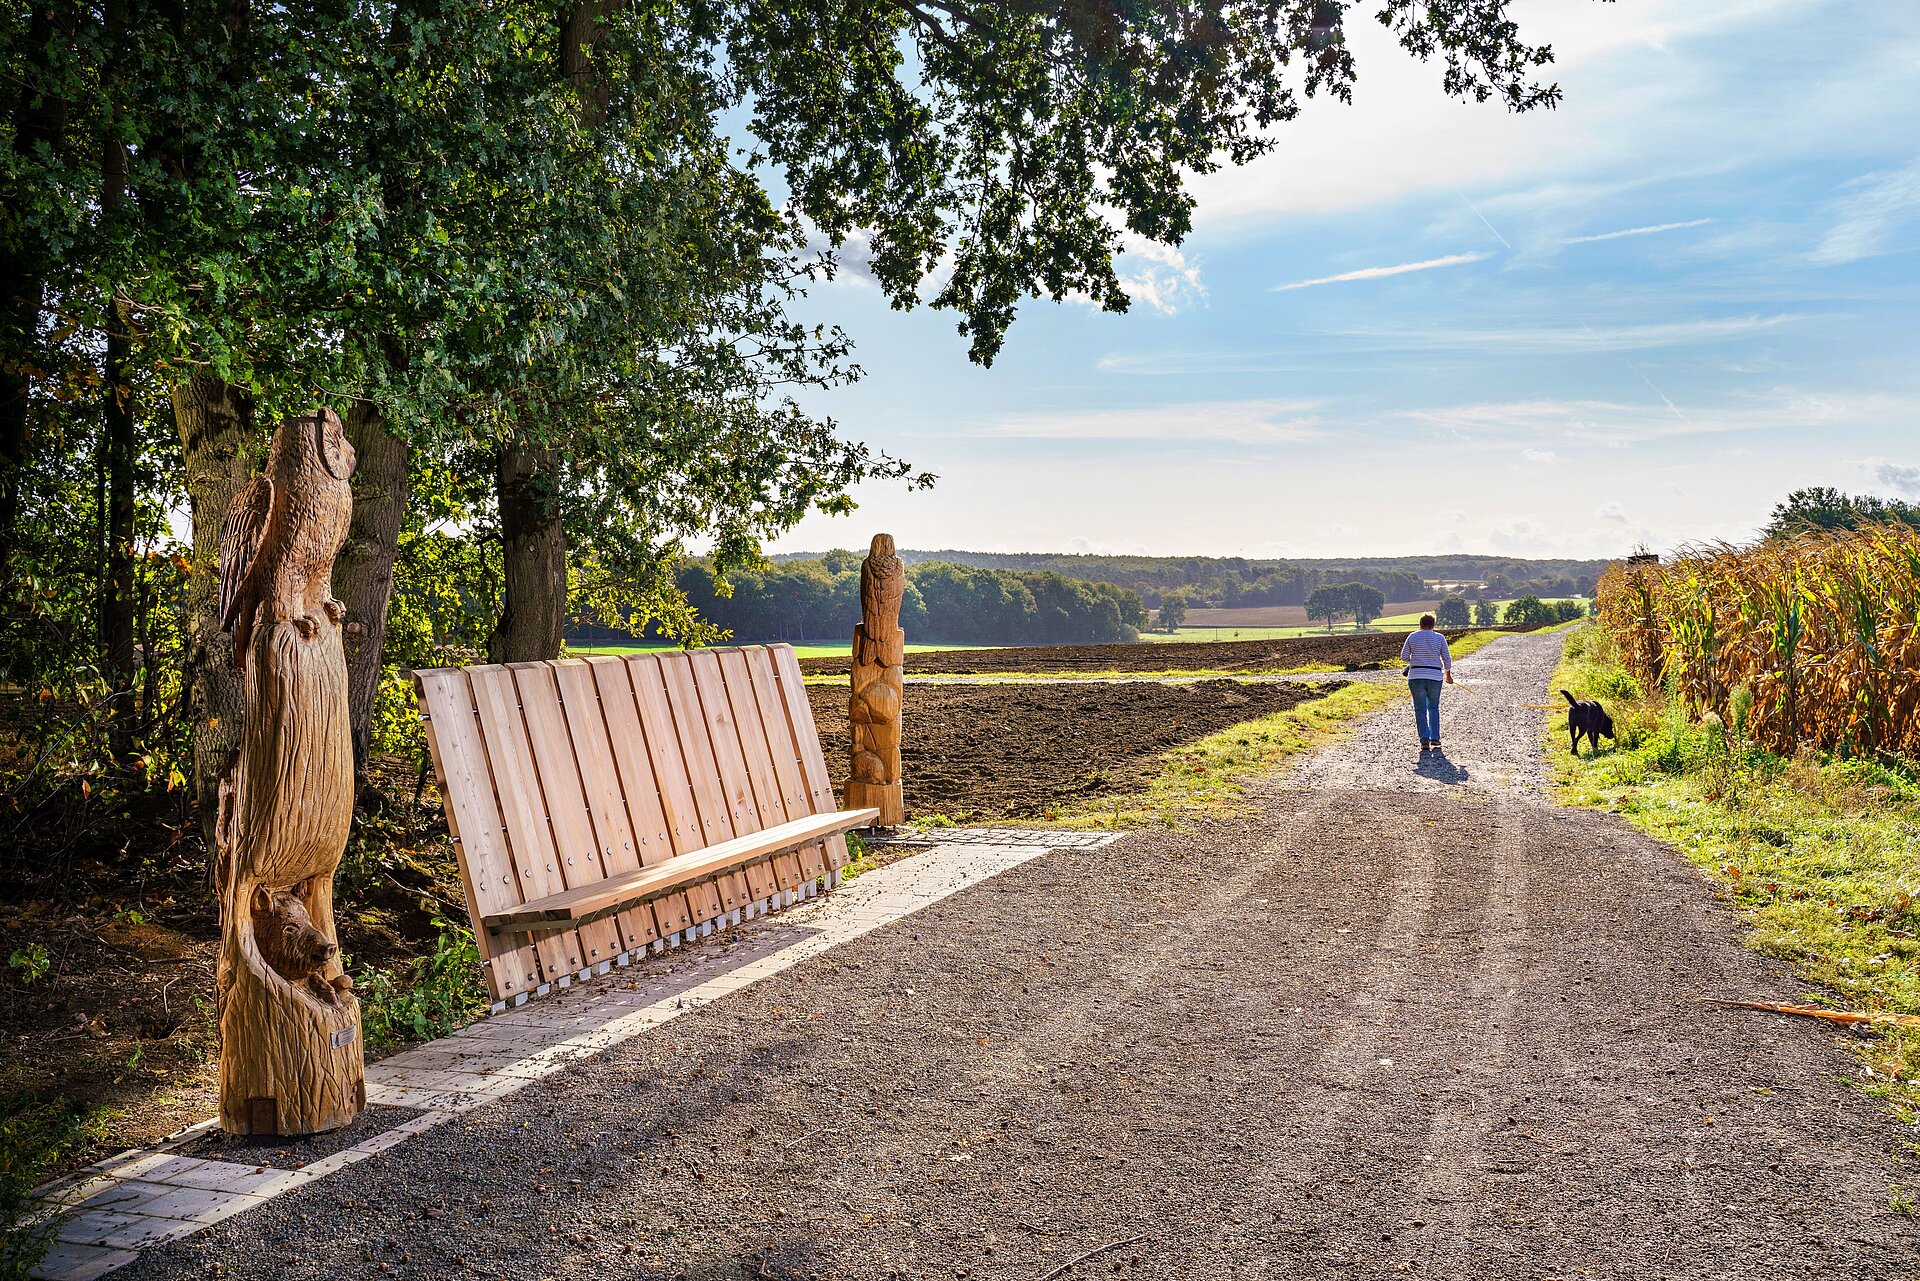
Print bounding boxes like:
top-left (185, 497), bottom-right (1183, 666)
top-left (117, 632), bottom-right (1920, 1281)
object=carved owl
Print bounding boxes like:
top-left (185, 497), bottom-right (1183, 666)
top-left (217, 409), bottom-right (356, 670)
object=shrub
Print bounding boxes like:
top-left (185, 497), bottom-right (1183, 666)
top-left (355, 918), bottom-right (489, 1049)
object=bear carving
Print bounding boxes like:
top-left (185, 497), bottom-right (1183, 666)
top-left (251, 887), bottom-right (351, 1005)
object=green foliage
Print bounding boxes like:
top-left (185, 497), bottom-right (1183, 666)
top-left (1345, 583), bottom-right (1386, 627)
top-left (1554, 623), bottom-right (1920, 1121)
top-left (1156, 591), bottom-right (1189, 631)
top-left (1472, 600), bottom-right (1500, 627)
top-left (355, 919), bottom-right (489, 1050)
top-left (1765, 486), bottom-right (1920, 539)
top-left (1305, 584), bottom-right (1349, 628)
top-left (5, 946), bottom-right (48, 987)
top-left (1435, 595), bottom-right (1471, 628)
top-left (1, 1093), bottom-right (111, 1279)
top-left (611, 557), bottom-right (1144, 647)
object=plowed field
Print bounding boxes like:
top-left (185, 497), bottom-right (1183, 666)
top-left (808, 678), bottom-right (1344, 820)
top-left (799, 629), bottom-right (1487, 677)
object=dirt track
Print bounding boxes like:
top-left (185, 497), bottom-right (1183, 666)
top-left (122, 631), bottom-right (1920, 1280)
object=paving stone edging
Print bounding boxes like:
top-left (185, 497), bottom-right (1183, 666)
top-left (25, 829), bottom-right (1120, 1281)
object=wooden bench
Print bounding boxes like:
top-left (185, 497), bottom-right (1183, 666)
top-left (413, 644), bottom-right (874, 1009)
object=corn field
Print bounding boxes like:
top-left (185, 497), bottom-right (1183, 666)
top-left (1595, 526), bottom-right (1920, 758)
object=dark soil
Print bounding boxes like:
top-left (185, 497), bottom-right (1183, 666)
top-left (0, 750), bottom-right (465, 1181)
top-left (809, 679), bottom-right (1344, 820)
top-left (799, 627), bottom-right (1494, 677)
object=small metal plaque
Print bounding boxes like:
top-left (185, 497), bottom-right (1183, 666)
top-left (330, 1025), bottom-right (357, 1049)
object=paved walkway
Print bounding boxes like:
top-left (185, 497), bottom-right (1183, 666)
top-left (42, 632), bottom-right (1920, 1279)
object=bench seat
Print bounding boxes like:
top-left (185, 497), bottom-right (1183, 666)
top-left (484, 808), bottom-right (877, 935)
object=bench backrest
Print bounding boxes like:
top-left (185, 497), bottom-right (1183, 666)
top-left (414, 644), bottom-right (847, 1004)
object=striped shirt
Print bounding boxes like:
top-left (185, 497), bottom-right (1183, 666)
top-left (1400, 629), bottom-right (1452, 681)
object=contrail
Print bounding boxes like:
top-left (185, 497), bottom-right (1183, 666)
top-left (1454, 188), bottom-right (1513, 251)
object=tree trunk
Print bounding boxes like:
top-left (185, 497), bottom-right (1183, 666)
top-left (331, 400), bottom-right (407, 801)
top-left (0, 7), bottom-right (68, 603)
top-left (174, 372), bottom-right (256, 838)
top-left (489, 445), bottom-right (567, 663)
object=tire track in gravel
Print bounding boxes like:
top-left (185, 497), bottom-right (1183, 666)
top-left (117, 631), bottom-right (1920, 1281)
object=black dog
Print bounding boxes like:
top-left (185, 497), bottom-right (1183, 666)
top-left (1562, 690), bottom-right (1615, 755)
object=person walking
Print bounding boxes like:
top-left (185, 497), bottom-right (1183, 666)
top-left (1401, 613), bottom-right (1453, 750)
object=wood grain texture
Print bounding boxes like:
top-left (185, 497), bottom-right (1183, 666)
top-left (415, 643), bottom-right (859, 1003)
top-left (213, 409), bottom-right (365, 1136)
top-left (846, 533), bottom-right (906, 826)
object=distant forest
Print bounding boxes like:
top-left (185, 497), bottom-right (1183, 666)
top-left (576, 555), bottom-right (1149, 646)
top-left (769, 550), bottom-right (1613, 608)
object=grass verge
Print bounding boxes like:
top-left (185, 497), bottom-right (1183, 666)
top-left (1031, 680), bottom-right (1403, 831)
top-left (1550, 621), bottom-right (1920, 1125)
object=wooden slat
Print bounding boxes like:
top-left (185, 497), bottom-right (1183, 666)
top-left (772, 644), bottom-right (854, 871)
top-left (689, 650), bottom-right (780, 905)
top-left (413, 670), bottom-right (535, 1002)
top-left (582, 657), bottom-right (691, 937)
top-left (483, 809), bottom-right (878, 932)
top-left (739, 647), bottom-right (824, 886)
top-left (624, 654), bottom-right (726, 924)
top-left (658, 652), bottom-right (753, 916)
top-left (509, 663), bottom-right (624, 967)
top-left (548, 661), bottom-right (661, 953)
top-left (467, 665), bottom-right (585, 979)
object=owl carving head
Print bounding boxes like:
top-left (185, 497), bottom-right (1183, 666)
top-left (311, 407), bottom-right (355, 480)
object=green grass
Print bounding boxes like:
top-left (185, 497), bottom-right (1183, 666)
top-left (1030, 680), bottom-right (1405, 831)
top-left (1550, 621), bottom-right (1920, 1126)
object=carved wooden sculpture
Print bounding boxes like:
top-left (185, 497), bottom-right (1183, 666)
top-left (846, 533), bottom-right (906, 826)
top-left (213, 408), bottom-right (365, 1135)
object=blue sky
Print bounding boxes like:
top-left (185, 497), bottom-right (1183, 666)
top-left (768, 0), bottom-right (1920, 561)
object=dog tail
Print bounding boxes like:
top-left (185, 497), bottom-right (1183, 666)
top-left (1561, 689), bottom-right (1577, 705)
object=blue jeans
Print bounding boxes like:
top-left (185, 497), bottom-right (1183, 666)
top-left (1409, 678), bottom-right (1442, 743)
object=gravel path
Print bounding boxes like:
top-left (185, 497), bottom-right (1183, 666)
top-left (121, 632), bottom-right (1920, 1280)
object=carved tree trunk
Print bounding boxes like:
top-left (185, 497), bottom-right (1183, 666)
top-left (215, 408), bottom-right (364, 1135)
top-left (489, 444), bottom-right (566, 663)
top-left (174, 372), bottom-right (255, 839)
top-left (331, 400), bottom-right (408, 799)
top-left (846, 533), bottom-right (905, 826)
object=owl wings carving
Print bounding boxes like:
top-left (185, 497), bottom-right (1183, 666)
top-left (217, 409), bottom-right (356, 670)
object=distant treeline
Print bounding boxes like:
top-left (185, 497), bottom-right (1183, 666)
top-left (771, 549), bottom-right (1610, 607)
top-left (576, 554), bottom-right (1147, 646)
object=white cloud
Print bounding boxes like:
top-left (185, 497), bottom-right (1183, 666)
top-left (1117, 238), bottom-right (1206, 315)
top-left (1597, 501), bottom-right (1629, 523)
top-left (1521, 448), bottom-right (1559, 464)
top-left (1814, 158), bottom-right (1920, 264)
top-left (1336, 314), bottom-right (1804, 354)
top-left (1564, 218), bottom-right (1714, 244)
top-left (1399, 390), bottom-right (1916, 446)
top-left (1273, 252), bottom-right (1490, 292)
top-left (976, 399), bottom-right (1323, 445)
top-left (1186, 0), bottom-right (1914, 229)
top-left (1872, 461), bottom-right (1920, 498)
